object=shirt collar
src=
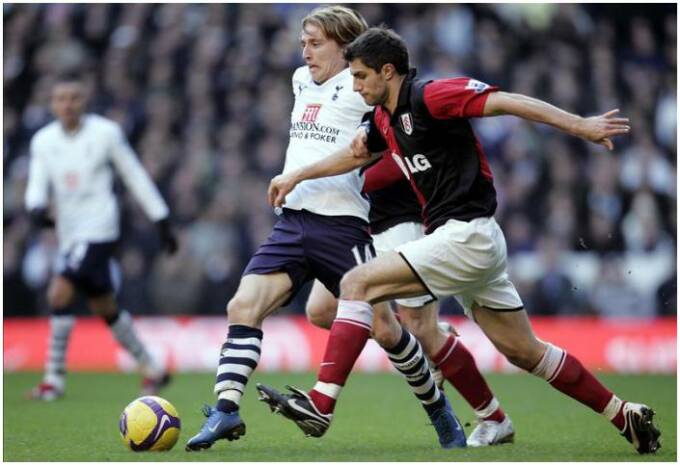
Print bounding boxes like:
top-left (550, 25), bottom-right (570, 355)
top-left (396, 68), bottom-right (417, 111)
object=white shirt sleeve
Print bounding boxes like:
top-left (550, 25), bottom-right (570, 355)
top-left (25, 136), bottom-right (50, 211)
top-left (108, 124), bottom-right (169, 222)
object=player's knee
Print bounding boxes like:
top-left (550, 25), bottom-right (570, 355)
top-left (499, 338), bottom-right (545, 370)
top-left (47, 286), bottom-right (72, 310)
top-left (399, 313), bottom-right (430, 340)
top-left (89, 294), bottom-right (117, 318)
top-left (306, 304), bottom-right (335, 330)
top-left (339, 267), bottom-right (370, 301)
top-left (371, 321), bottom-right (401, 348)
top-left (226, 295), bottom-right (261, 326)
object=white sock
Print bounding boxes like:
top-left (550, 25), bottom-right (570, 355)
top-left (44, 315), bottom-right (76, 389)
top-left (109, 310), bottom-right (163, 378)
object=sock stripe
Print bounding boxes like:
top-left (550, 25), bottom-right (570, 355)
top-left (219, 356), bottom-right (259, 369)
top-left (222, 342), bottom-right (261, 354)
top-left (214, 325), bottom-right (262, 400)
top-left (216, 372), bottom-right (249, 385)
top-left (217, 363), bottom-right (257, 377)
top-left (222, 336), bottom-right (262, 347)
top-left (408, 377), bottom-right (435, 393)
top-left (386, 329), bottom-right (443, 415)
top-left (388, 341), bottom-right (419, 365)
top-left (397, 356), bottom-right (427, 376)
top-left (385, 328), bottom-right (411, 355)
top-left (334, 318), bottom-right (371, 331)
top-left (313, 381), bottom-right (342, 399)
top-left (44, 314), bottom-right (76, 389)
top-left (110, 310), bottom-right (160, 377)
top-left (335, 300), bottom-right (373, 328)
top-left (547, 350), bottom-right (567, 383)
top-left (415, 383), bottom-right (439, 403)
top-left (406, 373), bottom-right (432, 388)
top-left (220, 348), bottom-right (260, 359)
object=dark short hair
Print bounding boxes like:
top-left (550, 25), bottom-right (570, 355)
top-left (54, 71), bottom-right (83, 86)
top-left (344, 26), bottom-right (409, 75)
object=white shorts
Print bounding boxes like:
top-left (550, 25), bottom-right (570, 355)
top-left (372, 222), bottom-right (434, 308)
top-left (395, 217), bottom-right (523, 318)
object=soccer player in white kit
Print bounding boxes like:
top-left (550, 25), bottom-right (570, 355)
top-left (24, 75), bottom-right (178, 401)
top-left (186, 6), bottom-right (465, 451)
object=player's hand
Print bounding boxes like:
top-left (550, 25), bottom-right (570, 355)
top-left (268, 173), bottom-right (298, 208)
top-left (350, 127), bottom-right (370, 158)
top-left (156, 218), bottom-right (178, 255)
top-left (575, 109), bottom-right (630, 151)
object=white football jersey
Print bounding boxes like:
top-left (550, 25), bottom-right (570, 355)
top-left (282, 66), bottom-right (372, 221)
top-left (25, 114), bottom-right (169, 252)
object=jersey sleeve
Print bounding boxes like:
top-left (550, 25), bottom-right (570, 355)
top-left (362, 153), bottom-right (405, 193)
top-left (107, 124), bottom-right (169, 221)
top-left (423, 77), bottom-right (499, 119)
top-left (360, 111), bottom-right (388, 153)
top-left (25, 136), bottom-right (50, 211)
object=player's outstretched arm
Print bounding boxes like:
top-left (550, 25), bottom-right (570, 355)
top-left (268, 142), bottom-right (378, 208)
top-left (483, 92), bottom-right (631, 150)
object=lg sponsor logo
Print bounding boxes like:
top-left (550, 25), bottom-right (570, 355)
top-left (390, 152), bottom-right (432, 179)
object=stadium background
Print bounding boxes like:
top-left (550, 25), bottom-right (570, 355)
top-left (3, 4), bottom-right (676, 375)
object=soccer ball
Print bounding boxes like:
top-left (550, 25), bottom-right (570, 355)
top-left (119, 396), bottom-right (181, 451)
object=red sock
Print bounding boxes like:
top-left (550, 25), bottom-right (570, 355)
top-left (610, 402), bottom-right (627, 431)
top-left (309, 301), bottom-right (372, 414)
top-left (432, 335), bottom-right (505, 422)
top-left (549, 353), bottom-right (617, 418)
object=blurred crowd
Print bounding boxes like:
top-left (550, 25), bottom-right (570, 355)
top-left (3, 4), bottom-right (676, 318)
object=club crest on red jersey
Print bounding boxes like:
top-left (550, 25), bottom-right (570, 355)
top-left (400, 112), bottom-right (414, 135)
top-left (301, 104), bottom-right (322, 122)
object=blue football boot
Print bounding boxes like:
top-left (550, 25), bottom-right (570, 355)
top-left (185, 404), bottom-right (246, 451)
top-left (429, 396), bottom-right (467, 449)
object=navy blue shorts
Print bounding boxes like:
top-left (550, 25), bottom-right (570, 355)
top-left (244, 208), bottom-right (374, 303)
top-left (57, 241), bottom-right (120, 297)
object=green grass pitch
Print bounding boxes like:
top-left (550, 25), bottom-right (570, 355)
top-left (3, 371), bottom-right (676, 461)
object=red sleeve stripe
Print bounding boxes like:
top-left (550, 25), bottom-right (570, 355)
top-left (423, 79), bottom-right (498, 119)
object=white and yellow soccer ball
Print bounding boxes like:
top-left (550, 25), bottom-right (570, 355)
top-left (119, 396), bottom-right (181, 451)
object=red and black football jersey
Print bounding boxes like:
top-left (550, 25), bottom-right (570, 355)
top-left (361, 154), bottom-right (421, 235)
top-left (364, 69), bottom-right (498, 234)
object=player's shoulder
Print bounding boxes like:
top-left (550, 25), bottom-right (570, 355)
top-left (292, 65), bottom-right (312, 85)
top-left (333, 67), bottom-right (354, 86)
top-left (84, 114), bottom-right (121, 133)
top-left (30, 120), bottom-right (60, 149)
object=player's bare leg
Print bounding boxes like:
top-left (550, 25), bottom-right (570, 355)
top-left (187, 272), bottom-right (293, 451)
top-left (398, 303), bottom-right (513, 446)
top-left (89, 293), bottom-right (168, 395)
top-left (305, 279), bottom-right (336, 330)
top-left (473, 305), bottom-right (660, 454)
top-left (28, 276), bottom-right (76, 401)
top-left (306, 279), bottom-right (446, 413)
top-left (260, 253), bottom-right (466, 448)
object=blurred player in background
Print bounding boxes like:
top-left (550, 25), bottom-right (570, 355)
top-left (24, 75), bottom-right (178, 401)
top-left (304, 160), bottom-right (514, 446)
top-left (261, 27), bottom-right (661, 454)
top-left (186, 6), bottom-right (466, 452)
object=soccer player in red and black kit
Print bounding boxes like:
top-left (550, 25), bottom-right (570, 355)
top-left (262, 27), bottom-right (660, 454)
top-left (305, 157), bottom-right (514, 446)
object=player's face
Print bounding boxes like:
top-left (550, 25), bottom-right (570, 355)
top-left (349, 59), bottom-right (389, 106)
top-left (51, 82), bottom-right (85, 129)
top-left (300, 23), bottom-right (346, 84)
